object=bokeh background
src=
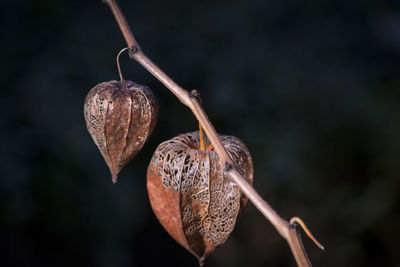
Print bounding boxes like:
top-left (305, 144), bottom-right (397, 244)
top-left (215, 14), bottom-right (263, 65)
top-left (1, 0), bottom-right (399, 266)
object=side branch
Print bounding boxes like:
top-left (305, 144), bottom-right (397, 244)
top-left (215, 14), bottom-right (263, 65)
top-left (101, 1), bottom-right (322, 266)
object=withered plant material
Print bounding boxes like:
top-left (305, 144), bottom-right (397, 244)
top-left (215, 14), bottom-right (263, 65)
top-left (147, 131), bottom-right (253, 264)
top-left (100, 2), bottom-right (324, 266)
top-left (84, 80), bottom-right (158, 183)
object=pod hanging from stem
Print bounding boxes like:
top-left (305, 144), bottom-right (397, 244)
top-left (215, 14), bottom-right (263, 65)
top-left (101, 0), bottom-right (324, 266)
top-left (84, 46), bottom-right (158, 183)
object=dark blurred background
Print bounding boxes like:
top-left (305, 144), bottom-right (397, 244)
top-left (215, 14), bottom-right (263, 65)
top-left (1, 0), bottom-right (400, 266)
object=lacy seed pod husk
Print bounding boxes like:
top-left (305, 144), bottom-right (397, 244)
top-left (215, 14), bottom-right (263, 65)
top-left (147, 131), bottom-right (253, 264)
top-left (84, 80), bottom-right (158, 183)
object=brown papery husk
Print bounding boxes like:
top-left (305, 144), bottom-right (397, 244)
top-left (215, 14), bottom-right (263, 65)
top-left (147, 131), bottom-right (253, 264)
top-left (84, 80), bottom-right (158, 183)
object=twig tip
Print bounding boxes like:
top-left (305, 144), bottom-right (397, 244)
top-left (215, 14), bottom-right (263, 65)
top-left (290, 216), bottom-right (324, 251)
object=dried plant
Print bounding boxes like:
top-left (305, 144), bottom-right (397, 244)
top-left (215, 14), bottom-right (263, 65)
top-left (84, 80), bottom-right (158, 183)
top-left (147, 131), bottom-right (253, 265)
top-left (84, 48), bottom-right (158, 183)
top-left (94, 0), bottom-right (324, 266)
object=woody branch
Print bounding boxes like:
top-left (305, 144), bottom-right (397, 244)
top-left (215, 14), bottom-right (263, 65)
top-left (101, 0), bottom-right (322, 266)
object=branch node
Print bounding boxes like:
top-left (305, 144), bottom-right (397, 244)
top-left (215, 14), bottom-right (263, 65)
top-left (128, 46), bottom-right (140, 58)
top-left (190, 89), bottom-right (200, 100)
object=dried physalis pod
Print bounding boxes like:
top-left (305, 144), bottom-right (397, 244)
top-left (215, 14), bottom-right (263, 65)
top-left (147, 131), bottom-right (253, 265)
top-left (84, 80), bottom-right (158, 183)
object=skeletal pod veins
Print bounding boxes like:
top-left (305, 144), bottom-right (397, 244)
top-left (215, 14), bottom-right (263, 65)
top-left (147, 131), bottom-right (253, 264)
top-left (84, 80), bottom-right (158, 183)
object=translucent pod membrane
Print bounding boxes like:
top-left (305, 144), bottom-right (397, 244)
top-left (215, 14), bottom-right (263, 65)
top-left (147, 131), bottom-right (253, 265)
top-left (84, 80), bottom-right (158, 183)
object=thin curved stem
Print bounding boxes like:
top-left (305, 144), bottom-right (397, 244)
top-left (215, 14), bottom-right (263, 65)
top-left (116, 47), bottom-right (129, 88)
top-left (101, 1), bottom-right (321, 266)
top-left (198, 122), bottom-right (206, 150)
top-left (191, 90), bottom-right (206, 151)
top-left (290, 217), bottom-right (324, 250)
